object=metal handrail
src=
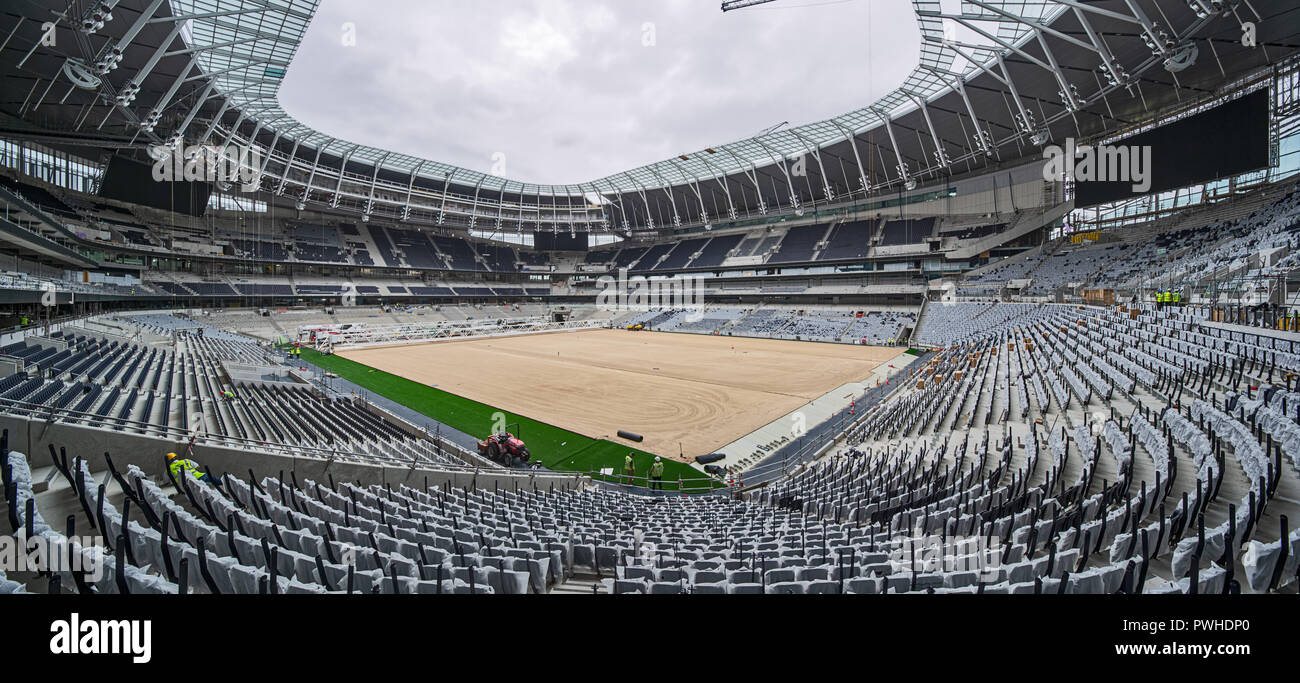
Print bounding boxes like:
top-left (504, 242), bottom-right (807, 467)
top-left (585, 468), bottom-right (726, 495)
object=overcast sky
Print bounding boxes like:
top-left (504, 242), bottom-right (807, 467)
top-left (276, 0), bottom-right (920, 185)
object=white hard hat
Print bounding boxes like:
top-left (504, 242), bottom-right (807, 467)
top-left (654, 456), bottom-right (661, 461)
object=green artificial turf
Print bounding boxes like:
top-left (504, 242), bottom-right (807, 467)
top-left (300, 348), bottom-right (719, 490)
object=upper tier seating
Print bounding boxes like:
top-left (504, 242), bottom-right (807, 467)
top-left (477, 244), bottom-right (518, 272)
top-left (229, 239), bottom-right (287, 262)
top-left (878, 218), bottom-right (935, 246)
top-left (630, 243), bottom-right (676, 272)
top-left (431, 235), bottom-right (484, 272)
top-left (818, 221), bottom-right (875, 261)
top-left (687, 234), bottom-right (745, 269)
top-left (653, 238), bottom-right (709, 271)
top-left (768, 225), bottom-right (826, 263)
top-left (390, 228), bottom-right (448, 271)
top-left (368, 225), bottom-right (401, 267)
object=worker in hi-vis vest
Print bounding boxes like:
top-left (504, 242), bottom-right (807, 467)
top-left (623, 453), bottom-right (636, 485)
top-left (167, 452), bottom-right (221, 488)
top-left (650, 457), bottom-right (665, 490)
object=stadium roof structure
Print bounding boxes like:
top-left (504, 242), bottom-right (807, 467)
top-left (1, 0), bottom-right (1296, 234)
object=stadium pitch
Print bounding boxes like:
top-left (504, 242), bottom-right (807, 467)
top-left (320, 329), bottom-right (903, 472)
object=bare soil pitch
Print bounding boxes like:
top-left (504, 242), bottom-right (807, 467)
top-left (339, 329), bottom-right (903, 460)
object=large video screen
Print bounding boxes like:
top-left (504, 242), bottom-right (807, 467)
top-left (1072, 90), bottom-right (1270, 207)
top-left (99, 155), bottom-right (212, 217)
top-left (534, 230), bottom-right (589, 251)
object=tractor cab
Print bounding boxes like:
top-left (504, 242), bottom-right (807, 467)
top-left (477, 427), bottom-right (531, 467)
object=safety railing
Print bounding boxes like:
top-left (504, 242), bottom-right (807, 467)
top-left (584, 467), bottom-right (726, 495)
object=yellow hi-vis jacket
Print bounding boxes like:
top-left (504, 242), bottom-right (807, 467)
top-left (650, 461), bottom-right (664, 477)
top-left (624, 456), bottom-right (635, 473)
top-left (169, 458), bottom-right (204, 481)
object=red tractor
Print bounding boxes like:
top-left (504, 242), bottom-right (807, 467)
top-left (477, 431), bottom-right (531, 467)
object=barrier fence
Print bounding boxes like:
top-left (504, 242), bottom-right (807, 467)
top-left (585, 469), bottom-right (725, 495)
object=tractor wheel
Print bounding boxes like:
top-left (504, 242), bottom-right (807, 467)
top-left (487, 442), bottom-right (501, 463)
top-left (518, 447), bottom-right (531, 463)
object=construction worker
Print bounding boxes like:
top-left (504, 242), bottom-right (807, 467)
top-left (166, 452), bottom-right (221, 488)
top-left (1172, 290), bottom-right (1182, 307)
top-left (623, 453), bottom-right (636, 485)
top-left (650, 456), bottom-right (665, 491)
top-left (221, 389), bottom-right (235, 402)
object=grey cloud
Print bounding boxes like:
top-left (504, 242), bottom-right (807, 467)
top-left (276, 0), bottom-right (920, 185)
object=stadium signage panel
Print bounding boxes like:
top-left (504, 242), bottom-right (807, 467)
top-left (535, 231), bottom-right (589, 251)
top-left (1068, 90), bottom-right (1270, 207)
top-left (1042, 138), bottom-right (1152, 194)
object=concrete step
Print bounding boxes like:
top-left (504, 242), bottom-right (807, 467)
top-left (551, 572), bottom-right (604, 595)
top-left (29, 464), bottom-right (59, 493)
